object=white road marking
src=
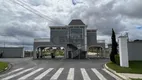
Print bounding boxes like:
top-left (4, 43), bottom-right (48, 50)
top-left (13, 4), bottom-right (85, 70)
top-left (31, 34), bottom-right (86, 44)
top-left (34, 68), bottom-right (54, 80)
top-left (0, 68), bottom-right (24, 77)
top-left (8, 68), bottom-right (24, 74)
top-left (80, 68), bottom-right (91, 80)
top-left (17, 68), bottom-right (43, 80)
top-left (1, 68), bottom-right (33, 80)
top-left (67, 68), bottom-right (74, 80)
top-left (50, 68), bottom-right (64, 80)
top-left (102, 68), bottom-right (122, 80)
top-left (91, 68), bottom-right (107, 80)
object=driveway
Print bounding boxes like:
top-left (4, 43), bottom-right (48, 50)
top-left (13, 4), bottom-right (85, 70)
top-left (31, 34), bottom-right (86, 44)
top-left (0, 58), bottom-right (117, 80)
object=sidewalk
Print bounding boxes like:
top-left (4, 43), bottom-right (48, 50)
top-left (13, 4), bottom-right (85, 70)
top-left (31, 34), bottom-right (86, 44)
top-left (121, 73), bottom-right (142, 79)
top-left (104, 64), bottom-right (142, 80)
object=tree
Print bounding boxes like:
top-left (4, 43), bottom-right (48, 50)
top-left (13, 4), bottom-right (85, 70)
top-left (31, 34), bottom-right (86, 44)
top-left (110, 28), bottom-right (118, 63)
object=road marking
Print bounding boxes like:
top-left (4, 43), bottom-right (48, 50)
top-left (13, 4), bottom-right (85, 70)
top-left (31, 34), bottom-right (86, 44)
top-left (67, 68), bottom-right (74, 80)
top-left (17, 68), bottom-right (43, 80)
top-left (50, 68), bottom-right (64, 80)
top-left (0, 68), bottom-right (24, 77)
top-left (80, 68), bottom-right (91, 80)
top-left (1, 68), bottom-right (33, 80)
top-left (91, 68), bottom-right (107, 80)
top-left (8, 68), bottom-right (24, 74)
top-left (34, 68), bottom-right (54, 80)
top-left (102, 68), bottom-right (122, 80)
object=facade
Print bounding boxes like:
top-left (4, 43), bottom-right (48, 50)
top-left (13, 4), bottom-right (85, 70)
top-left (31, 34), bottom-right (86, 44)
top-left (0, 47), bottom-right (24, 58)
top-left (33, 19), bottom-right (105, 59)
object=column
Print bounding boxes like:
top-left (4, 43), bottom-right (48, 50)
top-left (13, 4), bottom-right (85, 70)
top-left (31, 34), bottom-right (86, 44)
top-left (33, 48), bottom-right (37, 59)
top-left (118, 36), bottom-right (129, 67)
top-left (84, 26), bottom-right (87, 58)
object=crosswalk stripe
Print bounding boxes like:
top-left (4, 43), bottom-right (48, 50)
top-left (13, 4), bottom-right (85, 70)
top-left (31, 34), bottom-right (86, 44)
top-left (1, 68), bottom-right (33, 80)
top-left (67, 68), bottom-right (74, 80)
top-left (80, 68), bottom-right (91, 80)
top-left (34, 68), bottom-right (54, 80)
top-left (17, 68), bottom-right (43, 80)
top-left (7, 68), bottom-right (24, 74)
top-left (50, 68), bottom-right (64, 80)
top-left (91, 68), bottom-right (107, 80)
top-left (0, 68), bottom-right (24, 78)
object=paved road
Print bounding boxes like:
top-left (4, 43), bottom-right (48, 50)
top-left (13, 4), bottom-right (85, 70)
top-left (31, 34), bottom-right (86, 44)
top-left (0, 58), bottom-right (118, 80)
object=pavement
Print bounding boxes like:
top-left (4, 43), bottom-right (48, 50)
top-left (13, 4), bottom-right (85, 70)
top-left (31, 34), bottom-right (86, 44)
top-left (121, 73), bottom-right (142, 79)
top-left (0, 57), bottom-right (120, 80)
top-left (2, 57), bottom-right (141, 80)
top-left (104, 63), bottom-right (142, 80)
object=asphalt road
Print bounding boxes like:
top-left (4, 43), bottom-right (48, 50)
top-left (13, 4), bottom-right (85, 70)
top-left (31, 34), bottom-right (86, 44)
top-left (0, 58), bottom-right (117, 80)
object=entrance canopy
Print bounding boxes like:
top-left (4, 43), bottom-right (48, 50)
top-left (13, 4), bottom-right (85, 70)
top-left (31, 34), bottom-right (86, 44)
top-left (33, 38), bottom-right (67, 59)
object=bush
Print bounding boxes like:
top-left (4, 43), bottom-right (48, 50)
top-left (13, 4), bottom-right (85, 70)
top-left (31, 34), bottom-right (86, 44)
top-left (115, 54), bottom-right (120, 65)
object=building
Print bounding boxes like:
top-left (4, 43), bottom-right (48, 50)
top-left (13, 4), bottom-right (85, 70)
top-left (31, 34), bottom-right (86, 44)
top-left (33, 19), bottom-right (105, 59)
top-left (0, 47), bottom-right (24, 58)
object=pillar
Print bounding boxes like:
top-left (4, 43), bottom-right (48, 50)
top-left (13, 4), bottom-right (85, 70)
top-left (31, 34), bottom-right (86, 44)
top-left (118, 36), bottom-right (129, 67)
top-left (64, 48), bottom-right (66, 58)
top-left (39, 48), bottom-right (41, 58)
top-left (22, 48), bottom-right (24, 58)
top-left (84, 26), bottom-right (87, 58)
top-left (33, 47), bottom-right (37, 59)
top-left (66, 47), bottom-right (68, 59)
top-left (99, 48), bottom-right (101, 57)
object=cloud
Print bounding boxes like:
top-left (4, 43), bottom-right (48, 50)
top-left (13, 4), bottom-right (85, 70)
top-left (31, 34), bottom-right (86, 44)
top-left (114, 0), bottom-right (142, 19)
top-left (0, 0), bottom-right (142, 50)
top-left (70, 0), bottom-right (126, 36)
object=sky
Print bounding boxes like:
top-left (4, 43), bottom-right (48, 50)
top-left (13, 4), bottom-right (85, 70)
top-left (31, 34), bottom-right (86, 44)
top-left (0, 0), bottom-right (142, 50)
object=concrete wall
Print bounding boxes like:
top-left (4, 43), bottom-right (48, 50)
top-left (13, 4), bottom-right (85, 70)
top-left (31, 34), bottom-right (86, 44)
top-left (0, 47), bottom-right (24, 58)
top-left (128, 42), bottom-right (142, 60)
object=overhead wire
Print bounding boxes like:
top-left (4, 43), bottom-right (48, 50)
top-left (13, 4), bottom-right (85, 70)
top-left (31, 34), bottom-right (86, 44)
top-left (16, 0), bottom-right (55, 22)
top-left (10, 0), bottom-right (64, 25)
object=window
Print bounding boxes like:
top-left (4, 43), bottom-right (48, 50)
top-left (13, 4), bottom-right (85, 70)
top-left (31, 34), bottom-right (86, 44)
top-left (59, 36), bottom-right (67, 43)
top-left (70, 28), bottom-right (83, 39)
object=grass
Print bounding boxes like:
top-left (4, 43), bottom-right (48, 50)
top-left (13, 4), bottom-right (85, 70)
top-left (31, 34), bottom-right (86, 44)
top-left (43, 50), bottom-right (64, 56)
top-left (0, 61), bottom-right (8, 72)
top-left (106, 61), bottom-right (142, 74)
top-left (131, 79), bottom-right (142, 80)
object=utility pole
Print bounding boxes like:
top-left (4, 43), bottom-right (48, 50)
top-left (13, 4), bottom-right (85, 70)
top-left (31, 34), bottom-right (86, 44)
top-left (3, 40), bottom-right (5, 54)
top-left (3, 35), bottom-right (6, 54)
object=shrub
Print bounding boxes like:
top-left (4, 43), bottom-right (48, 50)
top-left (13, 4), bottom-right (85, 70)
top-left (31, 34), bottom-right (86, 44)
top-left (110, 29), bottom-right (118, 63)
top-left (115, 54), bottom-right (120, 65)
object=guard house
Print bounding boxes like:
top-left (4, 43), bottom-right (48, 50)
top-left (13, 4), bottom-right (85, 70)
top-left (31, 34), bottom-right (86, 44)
top-left (33, 19), bottom-right (105, 59)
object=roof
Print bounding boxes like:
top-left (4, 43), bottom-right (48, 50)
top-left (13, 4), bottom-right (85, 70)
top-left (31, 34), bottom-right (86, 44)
top-left (34, 38), bottom-right (50, 42)
top-left (87, 29), bottom-right (97, 32)
top-left (0, 47), bottom-right (24, 49)
top-left (49, 26), bottom-right (67, 28)
top-left (68, 19), bottom-right (85, 25)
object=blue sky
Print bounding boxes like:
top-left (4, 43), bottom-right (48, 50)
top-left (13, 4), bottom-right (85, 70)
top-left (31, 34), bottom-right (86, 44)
top-left (0, 0), bottom-right (142, 50)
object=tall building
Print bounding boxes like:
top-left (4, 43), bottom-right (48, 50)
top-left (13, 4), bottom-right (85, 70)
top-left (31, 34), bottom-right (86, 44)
top-left (33, 19), bottom-right (105, 59)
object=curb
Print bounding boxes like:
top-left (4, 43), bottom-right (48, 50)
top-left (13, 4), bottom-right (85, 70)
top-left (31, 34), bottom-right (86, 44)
top-left (0, 62), bottom-right (13, 74)
top-left (104, 63), bottom-right (131, 80)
